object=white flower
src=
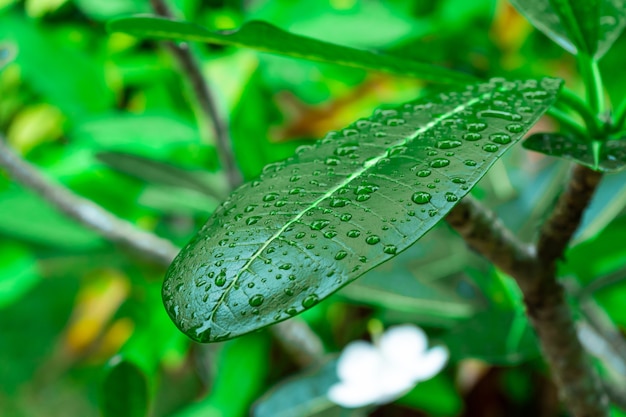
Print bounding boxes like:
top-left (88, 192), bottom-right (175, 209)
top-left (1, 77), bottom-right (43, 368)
top-left (327, 324), bottom-right (449, 408)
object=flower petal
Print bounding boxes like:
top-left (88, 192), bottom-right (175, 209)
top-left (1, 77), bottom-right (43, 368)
top-left (328, 380), bottom-right (380, 408)
top-left (406, 345), bottom-right (449, 381)
top-left (379, 325), bottom-right (427, 365)
top-left (336, 340), bottom-right (383, 383)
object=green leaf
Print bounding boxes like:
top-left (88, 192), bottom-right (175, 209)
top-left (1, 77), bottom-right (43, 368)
top-left (101, 357), bottom-right (149, 417)
top-left (523, 133), bottom-right (626, 172)
top-left (443, 308), bottom-right (539, 364)
top-left (163, 77), bottom-right (562, 343)
top-left (107, 17), bottom-right (477, 86)
top-left (253, 358), bottom-right (356, 417)
top-left (0, 243), bottom-right (39, 308)
top-left (96, 151), bottom-right (228, 201)
top-left (510, 0), bottom-right (626, 59)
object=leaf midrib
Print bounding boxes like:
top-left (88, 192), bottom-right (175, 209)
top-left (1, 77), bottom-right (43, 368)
top-left (207, 92), bottom-right (491, 322)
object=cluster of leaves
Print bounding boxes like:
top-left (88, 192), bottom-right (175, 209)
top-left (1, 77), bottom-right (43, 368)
top-left (2, 0), bottom-right (626, 416)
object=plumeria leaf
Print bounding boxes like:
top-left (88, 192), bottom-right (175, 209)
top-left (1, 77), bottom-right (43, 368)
top-left (253, 359), bottom-right (366, 417)
top-left (523, 133), bottom-right (626, 172)
top-left (509, 0), bottom-right (626, 59)
top-left (107, 17), bottom-right (477, 86)
top-left (101, 357), bottom-right (149, 417)
top-left (163, 77), bottom-right (562, 343)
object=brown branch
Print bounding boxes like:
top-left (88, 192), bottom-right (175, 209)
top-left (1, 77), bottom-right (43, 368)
top-left (537, 164), bottom-right (602, 264)
top-left (447, 196), bottom-right (609, 417)
top-left (149, 0), bottom-right (242, 190)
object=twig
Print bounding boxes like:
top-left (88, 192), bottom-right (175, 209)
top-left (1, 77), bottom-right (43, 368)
top-left (537, 164), bottom-right (603, 265)
top-left (0, 137), bottom-right (179, 265)
top-left (447, 196), bottom-right (609, 417)
top-left (149, 0), bottom-right (242, 190)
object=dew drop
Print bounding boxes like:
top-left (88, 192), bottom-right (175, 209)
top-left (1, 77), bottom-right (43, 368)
top-left (383, 245), bottom-right (397, 255)
top-left (437, 139), bottom-right (462, 149)
top-left (324, 231), bottom-right (338, 239)
top-left (310, 220), bottom-right (330, 230)
top-left (466, 122), bottom-right (487, 132)
top-left (302, 294), bottom-right (319, 308)
top-left (483, 143), bottom-right (499, 153)
top-left (356, 194), bottom-right (370, 202)
top-left (464, 159), bottom-right (477, 167)
top-left (430, 158), bottom-right (450, 168)
top-left (417, 169), bottom-right (431, 177)
top-left (279, 263), bottom-right (292, 270)
top-left (249, 294), bottom-right (264, 307)
top-left (506, 123), bottom-right (524, 133)
top-left (463, 132), bottom-right (482, 141)
top-left (263, 193), bottom-right (279, 202)
top-left (340, 213), bottom-right (353, 222)
top-left (445, 192), bottom-right (459, 202)
top-left (490, 133), bottom-right (512, 144)
top-left (329, 197), bottom-right (349, 208)
top-left (284, 288), bottom-right (295, 296)
top-left (451, 177), bottom-right (466, 184)
top-left (412, 191), bottom-right (432, 204)
top-left (244, 205), bottom-right (257, 213)
top-left (366, 235), bottom-right (381, 245)
top-left (295, 232), bottom-right (305, 239)
top-left (325, 156), bottom-right (341, 166)
top-left (246, 216), bottom-right (262, 225)
top-left (478, 109), bottom-right (522, 122)
top-left (335, 251), bottom-right (348, 260)
top-left (286, 307), bottom-right (298, 316)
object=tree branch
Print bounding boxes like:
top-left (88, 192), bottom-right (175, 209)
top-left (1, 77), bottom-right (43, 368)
top-left (537, 164), bottom-right (603, 265)
top-left (447, 196), bottom-right (609, 417)
top-left (0, 136), bottom-right (323, 367)
top-left (149, 0), bottom-right (243, 190)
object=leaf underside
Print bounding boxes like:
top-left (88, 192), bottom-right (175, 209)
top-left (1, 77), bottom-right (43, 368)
top-left (107, 17), bottom-right (477, 86)
top-left (510, 0), bottom-right (626, 59)
top-left (523, 133), bottom-right (626, 172)
top-left (163, 77), bottom-right (562, 343)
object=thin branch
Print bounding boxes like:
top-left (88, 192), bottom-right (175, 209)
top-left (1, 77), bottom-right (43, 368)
top-left (0, 136), bottom-right (323, 367)
top-left (149, 0), bottom-right (243, 190)
top-left (447, 196), bottom-right (609, 417)
top-left (0, 137), bottom-right (180, 266)
top-left (537, 164), bottom-right (603, 265)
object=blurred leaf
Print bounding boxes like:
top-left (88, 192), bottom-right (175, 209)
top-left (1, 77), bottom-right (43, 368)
top-left (97, 151), bottom-right (228, 200)
top-left (172, 332), bottom-right (271, 417)
top-left (0, 243), bottom-right (39, 308)
top-left (523, 133), bottom-right (626, 172)
top-left (163, 77), bottom-right (561, 343)
top-left (107, 17), bottom-right (477, 86)
top-left (254, 358), bottom-right (365, 417)
top-left (398, 373), bottom-right (463, 417)
top-left (71, 112), bottom-right (203, 157)
top-left (101, 357), bottom-right (149, 417)
top-left (0, 42), bottom-right (16, 70)
top-left (340, 227), bottom-right (483, 327)
top-left (0, 275), bottom-right (78, 394)
top-left (74, 0), bottom-right (148, 20)
top-left (0, 187), bottom-right (103, 250)
top-left (510, 0), bottom-right (626, 58)
top-left (443, 308), bottom-right (539, 364)
top-left (0, 12), bottom-right (113, 119)
top-left (138, 185), bottom-right (219, 215)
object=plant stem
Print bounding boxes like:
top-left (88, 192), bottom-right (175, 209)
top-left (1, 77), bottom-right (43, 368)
top-left (546, 107), bottom-right (588, 138)
top-left (557, 87), bottom-right (602, 137)
top-left (447, 194), bottom-right (609, 417)
top-left (612, 96), bottom-right (626, 133)
top-left (150, 0), bottom-right (243, 190)
top-left (0, 136), bottom-right (323, 367)
top-left (578, 53), bottom-right (606, 118)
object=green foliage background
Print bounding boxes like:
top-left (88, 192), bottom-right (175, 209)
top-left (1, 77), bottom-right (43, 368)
top-left (1, 0), bottom-right (626, 416)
